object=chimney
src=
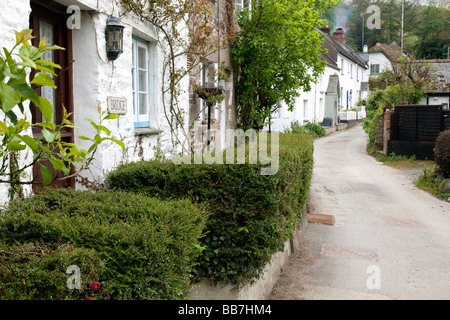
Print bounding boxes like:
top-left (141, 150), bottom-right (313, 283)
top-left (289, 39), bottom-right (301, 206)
top-left (363, 45), bottom-right (368, 53)
top-left (333, 28), bottom-right (346, 45)
top-left (319, 26), bottom-right (331, 36)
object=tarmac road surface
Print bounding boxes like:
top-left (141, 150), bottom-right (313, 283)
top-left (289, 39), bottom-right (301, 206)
top-left (270, 123), bottom-right (450, 300)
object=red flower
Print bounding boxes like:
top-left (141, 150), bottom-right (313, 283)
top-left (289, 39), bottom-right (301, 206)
top-left (89, 281), bottom-right (101, 292)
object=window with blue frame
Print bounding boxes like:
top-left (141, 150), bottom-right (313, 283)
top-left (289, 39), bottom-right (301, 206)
top-left (132, 37), bottom-right (151, 128)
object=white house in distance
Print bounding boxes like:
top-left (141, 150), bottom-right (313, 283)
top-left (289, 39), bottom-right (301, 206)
top-left (367, 42), bottom-right (449, 109)
top-left (269, 27), bottom-right (369, 132)
top-left (0, 0), bottom-right (239, 203)
top-left (367, 41), bottom-right (407, 77)
top-left (417, 59), bottom-right (450, 109)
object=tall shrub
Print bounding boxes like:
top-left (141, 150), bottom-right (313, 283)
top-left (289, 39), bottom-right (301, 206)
top-left (232, 0), bottom-right (338, 129)
top-left (106, 133), bottom-right (314, 285)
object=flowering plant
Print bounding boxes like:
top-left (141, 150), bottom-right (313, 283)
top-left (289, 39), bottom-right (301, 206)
top-left (85, 281), bottom-right (102, 300)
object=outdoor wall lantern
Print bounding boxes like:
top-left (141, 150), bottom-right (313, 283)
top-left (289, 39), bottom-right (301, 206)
top-left (105, 15), bottom-right (124, 61)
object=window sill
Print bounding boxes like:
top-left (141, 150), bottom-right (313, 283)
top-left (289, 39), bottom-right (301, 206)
top-left (134, 128), bottom-right (163, 136)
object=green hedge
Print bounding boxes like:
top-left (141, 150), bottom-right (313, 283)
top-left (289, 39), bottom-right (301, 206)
top-left (0, 188), bottom-right (208, 300)
top-left (106, 133), bottom-right (314, 285)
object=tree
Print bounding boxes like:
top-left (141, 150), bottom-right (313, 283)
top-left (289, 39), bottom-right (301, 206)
top-left (232, 0), bottom-right (338, 130)
top-left (0, 30), bottom-right (124, 199)
top-left (378, 57), bottom-right (438, 103)
top-left (414, 5), bottom-right (450, 59)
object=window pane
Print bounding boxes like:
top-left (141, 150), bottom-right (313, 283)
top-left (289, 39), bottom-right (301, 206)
top-left (138, 46), bottom-right (146, 69)
top-left (138, 70), bottom-right (147, 92)
top-left (39, 20), bottom-right (57, 124)
top-left (139, 93), bottom-right (147, 115)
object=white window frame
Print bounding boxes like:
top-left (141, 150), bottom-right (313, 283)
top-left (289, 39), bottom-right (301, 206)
top-left (237, 0), bottom-right (251, 12)
top-left (370, 64), bottom-right (380, 75)
top-left (303, 100), bottom-right (308, 119)
top-left (132, 36), bottom-right (151, 128)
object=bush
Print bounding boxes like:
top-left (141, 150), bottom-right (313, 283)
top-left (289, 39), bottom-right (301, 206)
top-left (106, 133), bottom-right (314, 285)
top-left (434, 130), bottom-right (450, 178)
top-left (305, 122), bottom-right (326, 137)
top-left (284, 121), bottom-right (310, 135)
top-left (0, 188), bottom-right (208, 300)
top-left (285, 121), bottom-right (325, 138)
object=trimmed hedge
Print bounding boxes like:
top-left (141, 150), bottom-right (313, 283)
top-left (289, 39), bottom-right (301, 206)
top-left (0, 188), bottom-right (208, 300)
top-left (106, 133), bottom-right (314, 285)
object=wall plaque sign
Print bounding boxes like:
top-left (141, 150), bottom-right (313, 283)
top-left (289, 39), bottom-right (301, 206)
top-left (107, 97), bottom-right (127, 114)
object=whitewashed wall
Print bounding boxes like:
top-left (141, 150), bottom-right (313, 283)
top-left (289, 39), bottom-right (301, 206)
top-left (338, 55), bottom-right (369, 111)
top-left (368, 52), bottom-right (392, 76)
top-left (270, 64), bottom-right (342, 132)
top-left (0, 0), bottom-right (190, 202)
top-left (0, 0), bottom-right (33, 204)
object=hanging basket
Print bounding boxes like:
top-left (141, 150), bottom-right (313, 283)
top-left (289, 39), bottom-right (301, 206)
top-left (194, 86), bottom-right (225, 105)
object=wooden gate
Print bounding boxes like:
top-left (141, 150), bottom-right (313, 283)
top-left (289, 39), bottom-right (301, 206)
top-left (387, 105), bottom-right (445, 160)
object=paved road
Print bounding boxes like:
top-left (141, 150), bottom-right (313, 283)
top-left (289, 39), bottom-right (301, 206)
top-left (270, 124), bottom-right (450, 300)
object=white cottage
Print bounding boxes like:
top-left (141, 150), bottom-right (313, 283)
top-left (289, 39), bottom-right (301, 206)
top-left (0, 0), bottom-right (237, 203)
top-left (367, 41), bottom-right (407, 77)
top-left (269, 27), bottom-right (369, 132)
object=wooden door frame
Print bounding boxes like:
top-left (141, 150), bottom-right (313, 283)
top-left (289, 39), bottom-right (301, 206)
top-left (30, 0), bottom-right (75, 189)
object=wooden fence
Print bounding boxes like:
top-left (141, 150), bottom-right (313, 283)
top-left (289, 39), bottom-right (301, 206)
top-left (385, 105), bottom-right (448, 160)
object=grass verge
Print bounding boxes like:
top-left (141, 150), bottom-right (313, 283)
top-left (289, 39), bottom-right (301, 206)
top-left (367, 142), bottom-right (449, 202)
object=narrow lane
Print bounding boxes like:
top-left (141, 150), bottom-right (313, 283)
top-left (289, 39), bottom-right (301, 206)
top-left (270, 124), bottom-right (450, 300)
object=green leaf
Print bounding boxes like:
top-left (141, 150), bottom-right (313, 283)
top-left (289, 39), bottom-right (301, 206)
top-left (106, 137), bottom-right (125, 150)
top-left (45, 45), bottom-right (65, 51)
top-left (30, 73), bottom-right (56, 88)
top-left (61, 166), bottom-right (70, 175)
top-left (50, 158), bottom-right (65, 171)
top-left (78, 136), bottom-right (92, 141)
top-left (40, 164), bottom-right (53, 185)
top-left (35, 64), bottom-right (57, 76)
top-left (3, 48), bottom-right (17, 75)
top-left (18, 135), bottom-right (39, 152)
top-left (17, 54), bottom-right (37, 69)
top-left (7, 140), bottom-right (26, 151)
top-left (0, 82), bottom-right (21, 112)
top-left (35, 59), bottom-right (62, 69)
top-left (92, 123), bottom-right (111, 135)
top-left (36, 122), bottom-right (56, 131)
top-left (38, 97), bottom-right (54, 123)
top-left (8, 83), bottom-right (40, 105)
top-left (42, 127), bottom-right (57, 143)
top-left (4, 110), bottom-right (18, 124)
top-left (103, 113), bottom-right (120, 120)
